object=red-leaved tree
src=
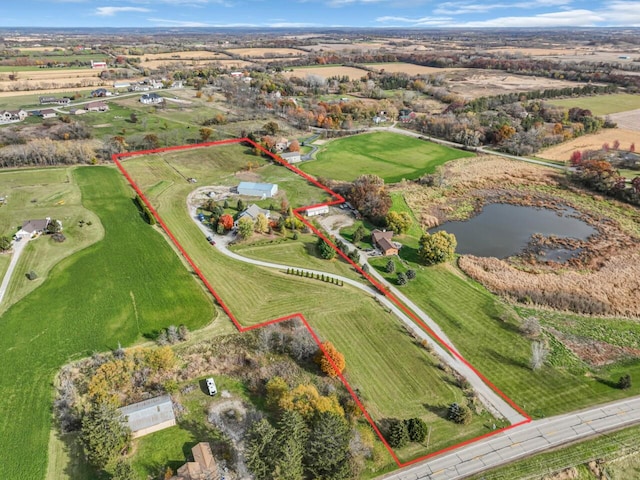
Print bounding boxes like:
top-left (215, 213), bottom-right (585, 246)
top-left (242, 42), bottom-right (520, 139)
top-left (219, 214), bottom-right (234, 230)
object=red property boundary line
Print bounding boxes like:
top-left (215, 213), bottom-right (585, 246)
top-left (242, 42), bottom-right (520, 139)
top-left (113, 138), bottom-right (531, 469)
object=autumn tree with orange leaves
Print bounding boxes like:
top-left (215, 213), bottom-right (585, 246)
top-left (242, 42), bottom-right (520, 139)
top-left (315, 341), bottom-right (346, 377)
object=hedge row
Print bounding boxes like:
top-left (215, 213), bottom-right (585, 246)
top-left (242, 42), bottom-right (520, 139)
top-left (134, 194), bottom-right (156, 225)
top-left (286, 268), bottom-right (343, 286)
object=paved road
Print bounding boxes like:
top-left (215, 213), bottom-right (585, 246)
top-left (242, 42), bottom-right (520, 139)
top-left (382, 395), bottom-right (640, 480)
top-left (185, 199), bottom-right (525, 424)
top-left (0, 236), bottom-right (29, 305)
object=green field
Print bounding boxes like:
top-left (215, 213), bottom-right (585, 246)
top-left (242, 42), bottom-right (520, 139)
top-left (0, 166), bottom-right (214, 480)
top-left (0, 167), bottom-right (103, 311)
top-left (123, 144), bottom-right (500, 462)
top-left (369, 258), bottom-right (640, 418)
top-left (301, 132), bottom-right (474, 183)
top-left (549, 94), bottom-right (640, 116)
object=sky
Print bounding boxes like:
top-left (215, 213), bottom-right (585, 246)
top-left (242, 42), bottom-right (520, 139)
top-left (2, 0), bottom-right (640, 29)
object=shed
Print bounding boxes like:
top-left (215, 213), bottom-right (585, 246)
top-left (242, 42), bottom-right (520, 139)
top-left (306, 205), bottom-right (329, 217)
top-left (237, 182), bottom-right (278, 199)
top-left (119, 395), bottom-right (176, 438)
top-left (280, 151), bottom-right (301, 164)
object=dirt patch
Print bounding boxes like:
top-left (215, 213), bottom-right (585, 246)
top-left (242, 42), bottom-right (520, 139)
top-left (547, 327), bottom-right (640, 367)
top-left (609, 110), bottom-right (640, 132)
top-left (542, 466), bottom-right (579, 480)
top-left (363, 63), bottom-right (463, 76)
top-left (539, 129), bottom-right (639, 161)
top-left (400, 155), bottom-right (640, 317)
top-left (234, 171), bottom-right (261, 182)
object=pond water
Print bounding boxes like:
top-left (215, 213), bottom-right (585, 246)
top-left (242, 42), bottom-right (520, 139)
top-left (430, 203), bottom-right (597, 259)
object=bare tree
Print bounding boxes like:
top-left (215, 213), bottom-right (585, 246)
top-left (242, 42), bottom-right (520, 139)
top-left (530, 340), bottom-right (549, 371)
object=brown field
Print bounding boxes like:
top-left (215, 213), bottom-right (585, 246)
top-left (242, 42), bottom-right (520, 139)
top-left (447, 69), bottom-right (589, 100)
top-left (0, 69), bottom-right (98, 81)
top-left (538, 129), bottom-right (639, 161)
top-left (486, 47), bottom-right (593, 56)
top-left (300, 42), bottom-right (391, 52)
top-left (141, 59), bottom-right (252, 69)
top-left (142, 51), bottom-right (230, 61)
top-left (364, 63), bottom-right (462, 75)
top-left (225, 47), bottom-right (307, 57)
top-left (284, 65), bottom-right (368, 81)
top-left (399, 155), bottom-right (640, 317)
top-left (609, 110), bottom-right (640, 132)
top-left (0, 86), bottom-right (97, 98)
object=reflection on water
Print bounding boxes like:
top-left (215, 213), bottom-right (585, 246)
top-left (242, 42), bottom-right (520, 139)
top-left (430, 203), bottom-right (597, 260)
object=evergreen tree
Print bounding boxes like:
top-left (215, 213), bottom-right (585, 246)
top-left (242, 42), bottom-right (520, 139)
top-left (80, 402), bottom-right (131, 470)
top-left (112, 459), bottom-right (135, 480)
top-left (406, 418), bottom-right (428, 443)
top-left (274, 410), bottom-right (308, 480)
top-left (246, 419), bottom-right (277, 480)
top-left (304, 412), bottom-right (351, 480)
top-left (387, 418), bottom-right (409, 448)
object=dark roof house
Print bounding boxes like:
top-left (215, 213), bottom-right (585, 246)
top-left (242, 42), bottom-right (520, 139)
top-left (371, 229), bottom-right (399, 256)
top-left (17, 218), bottom-right (50, 237)
top-left (170, 442), bottom-right (218, 480)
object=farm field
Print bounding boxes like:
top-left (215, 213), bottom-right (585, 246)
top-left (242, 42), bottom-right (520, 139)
top-left (369, 259), bottom-right (640, 418)
top-left (121, 143), bottom-right (500, 463)
top-left (284, 65), bottom-right (368, 81)
top-left (301, 131), bottom-right (475, 183)
top-left (0, 166), bottom-right (214, 480)
top-left (548, 93), bottom-right (640, 116)
top-left (141, 50), bottom-right (230, 61)
top-left (226, 47), bottom-right (308, 57)
top-left (609, 109), bottom-right (640, 132)
top-left (0, 167), bottom-right (103, 311)
top-left (538, 128), bottom-right (639, 162)
top-left (0, 86), bottom-right (96, 101)
top-left (364, 63), bottom-right (462, 75)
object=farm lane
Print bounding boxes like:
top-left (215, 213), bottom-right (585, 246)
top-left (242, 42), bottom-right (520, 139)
top-left (185, 195), bottom-right (526, 425)
top-left (381, 395), bottom-right (640, 480)
top-left (0, 236), bottom-right (30, 305)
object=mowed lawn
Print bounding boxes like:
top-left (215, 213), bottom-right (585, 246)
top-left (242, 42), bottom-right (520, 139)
top-left (370, 259), bottom-right (640, 418)
top-left (0, 167), bottom-right (213, 480)
top-left (123, 147), bottom-right (498, 461)
top-left (548, 93), bottom-right (640, 116)
top-left (301, 132), bottom-right (474, 183)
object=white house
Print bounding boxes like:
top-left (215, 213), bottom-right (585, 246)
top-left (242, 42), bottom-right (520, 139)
top-left (40, 109), bottom-right (57, 119)
top-left (140, 93), bottom-right (164, 105)
top-left (306, 205), bottom-right (329, 217)
top-left (235, 204), bottom-right (271, 226)
top-left (0, 109), bottom-right (28, 123)
top-left (237, 182), bottom-right (278, 199)
top-left (280, 151), bottom-right (301, 164)
top-left (119, 395), bottom-right (176, 439)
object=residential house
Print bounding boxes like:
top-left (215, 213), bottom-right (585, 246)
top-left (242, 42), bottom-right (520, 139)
top-left (119, 395), bottom-right (176, 439)
top-left (237, 182), bottom-right (278, 199)
top-left (0, 109), bottom-right (28, 123)
top-left (69, 108), bottom-right (87, 115)
top-left (235, 204), bottom-right (271, 226)
top-left (16, 218), bottom-right (51, 238)
top-left (371, 229), bottom-right (399, 256)
top-left (91, 88), bottom-right (108, 97)
top-left (140, 93), bottom-right (164, 105)
top-left (306, 205), bottom-right (329, 217)
top-left (39, 96), bottom-right (70, 105)
top-left (170, 442), bottom-right (218, 480)
top-left (280, 151), bottom-right (301, 164)
top-left (40, 109), bottom-right (57, 119)
top-left (86, 101), bottom-right (109, 112)
top-left (274, 137), bottom-right (289, 153)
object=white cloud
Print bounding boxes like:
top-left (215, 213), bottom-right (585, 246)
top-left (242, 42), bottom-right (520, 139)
top-left (95, 6), bottom-right (151, 16)
top-left (147, 17), bottom-right (257, 27)
top-left (434, 0), bottom-right (573, 16)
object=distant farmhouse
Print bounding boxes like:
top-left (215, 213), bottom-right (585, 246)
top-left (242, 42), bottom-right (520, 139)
top-left (280, 151), bottom-right (301, 164)
top-left (91, 88), bottom-right (108, 97)
top-left (169, 442), bottom-right (218, 480)
top-left (86, 101), bottom-right (109, 112)
top-left (140, 93), bottom-right (164, 105)
top-left (235, 204), bottom-right (270, 226)
top-left (119, 395), bottom-right (176, 439)
top-left (371, 229), bottom-right (399, 256)
top-left (0, 109), bottom-right (28, 123)
top-left (398, 109), bottom-right (416, 123)
top-left (91, 60), bottom-right (107, 69)
top-left (39, 109), bottom-right (57, 119)
top-left (237, 182), bottom-right (278, 199)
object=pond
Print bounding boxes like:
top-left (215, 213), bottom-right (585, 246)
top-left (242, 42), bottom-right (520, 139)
top-left (430, 203), bottom-right (597, 260)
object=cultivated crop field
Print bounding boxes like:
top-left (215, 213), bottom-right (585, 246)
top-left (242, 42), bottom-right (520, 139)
top-left (121, 143), bottom-right (500, 463)
top-left (538, 129), bottom-right (639, 162)
top-left (301, 131), bottom-right (475, 183)
top-left (549, 93), bottom-right (640, 116)
top-left (0, 167), bottom-right (213, 480)
top-left (284, 65), bottom-right (368, 81)
top-left (364, 62), bottom-right (462, 75)
top-left (226, 47), bottom-right (308, 57)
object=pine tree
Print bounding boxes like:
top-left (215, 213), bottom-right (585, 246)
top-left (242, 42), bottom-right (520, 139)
top-left (246, 419), bottom-right (277, 480)
top-left (304, 412), bottom-right (351, 480)
top-left (80, 402), bottom-right (131, 470)
top-left (274, 410), bottom-right (307, 480)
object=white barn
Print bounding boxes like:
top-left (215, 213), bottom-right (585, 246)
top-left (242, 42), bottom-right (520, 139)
top-left (237, 182), bottom-right (278, 199)
top-left (306, 205), bottom-right (329, 217)
top-left (280, 152), bottom-right (301, 164)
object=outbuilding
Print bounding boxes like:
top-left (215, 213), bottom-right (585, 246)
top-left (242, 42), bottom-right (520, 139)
top-left (306, 205), bottom-right (329, 217)
top-left (119, 395), bottom-right (176, 439)
top-left (280, 151), bottom-right (301, 164)
top-left (237, 182), bottom-right (278, 199)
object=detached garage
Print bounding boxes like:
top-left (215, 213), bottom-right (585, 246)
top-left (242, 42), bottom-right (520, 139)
top-left (237, 182), bottom-right (278, 199)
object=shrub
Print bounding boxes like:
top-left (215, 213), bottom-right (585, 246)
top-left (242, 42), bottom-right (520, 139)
top-left (406, 418), bottom-right (428, 443)
top-left (397, 272), bottom-right (407, 285)
top-left (406, 269), bottom-right (416, 280)
top-left (26, 270), bottom-right (38, 281)
top-left (317, 238), bottom-right (336, 260)
top-left (385, 211), bottom-right (412, 234)
top-left (448, 402), bottom-right (472, 425)
top-left (387, 419), bottom-right (409, 448)
top-left (385, 260), bottom-right (395, 273)
top-left (618, 374), bottom-right (632, 390)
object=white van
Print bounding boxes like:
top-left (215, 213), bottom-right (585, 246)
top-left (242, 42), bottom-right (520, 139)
top-left (205, 377), bottom-right (217, 396)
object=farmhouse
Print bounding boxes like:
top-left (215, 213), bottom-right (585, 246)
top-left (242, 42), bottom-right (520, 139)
top-left (140, 93), bottom-right (164, 104)
top-left (0, 109), bottom-right (28, 123)
top-left (119, 395), bottom-right (176, 439)
top-left (236, 204), bottom-right (271, 226)
top-left (86, 101), bottom-right (109, 112)
top-left (237, 182), bottom-right (278, 198)
top-left (17, 218), bottom-right (50, 238)
top-left (371, 229), bottom-right (399, 256)
top-left (280, 151), bottom-right (301, 164)
top-left (306, 205), bottom-right (329, 217)
top-left (39, 109), bottom-right (57, 119)
top-left (170, 442), bottom-right (218, 480)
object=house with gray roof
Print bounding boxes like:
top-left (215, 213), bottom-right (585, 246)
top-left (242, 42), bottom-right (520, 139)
top-left (235, 204), bottom-right (270, 226)
top-left (119, 395), bottom-right (176, 438)
top-left (16, 218), bottom-right (51, 238)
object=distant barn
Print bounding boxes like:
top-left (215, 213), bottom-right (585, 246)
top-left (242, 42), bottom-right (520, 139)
top-left (237, 182), bottom-right (278, 199)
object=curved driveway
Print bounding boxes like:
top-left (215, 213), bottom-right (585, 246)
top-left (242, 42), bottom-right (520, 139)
top-left (0, 237), bottom-right (29, 305)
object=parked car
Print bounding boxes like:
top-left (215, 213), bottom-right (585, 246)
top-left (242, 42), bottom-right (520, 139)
top-left (206, 235), bottom-right (215, 245)
top-left (205, 377), bottom-right (217, 396)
